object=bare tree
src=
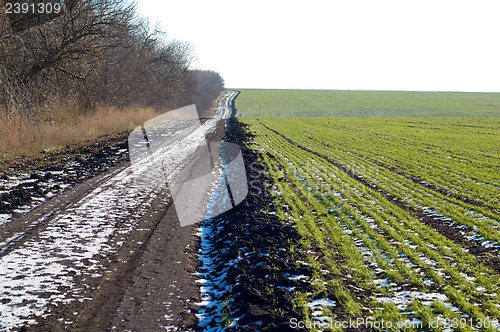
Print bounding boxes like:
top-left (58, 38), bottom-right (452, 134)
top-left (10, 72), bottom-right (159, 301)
top-left (0, 0), bottom-right (225, 115)
top-left (19, 0), bottom-right (135, 83)
top-left (191, 69), bottom-right (225, 114)
top-left (2, 0), bottom-right (78, 35)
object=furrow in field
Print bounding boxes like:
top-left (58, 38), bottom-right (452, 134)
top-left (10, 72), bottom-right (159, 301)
top-left (271, 117), bottom-right (500, 212)
top-left (260, 119), bottom-right (500, 258)
top-left (247, 119), bottom-right (500, 329)
top-left (257, 121), bottom-right (499, 263)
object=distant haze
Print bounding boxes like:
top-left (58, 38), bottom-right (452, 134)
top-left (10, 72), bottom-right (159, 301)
top-left (137, 0), bottom-right (500, 92)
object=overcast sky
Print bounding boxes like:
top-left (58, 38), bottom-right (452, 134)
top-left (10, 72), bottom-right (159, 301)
top-left (136, 0), bottom-right (500, 92)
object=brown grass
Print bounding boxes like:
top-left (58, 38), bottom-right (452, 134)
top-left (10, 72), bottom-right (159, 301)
top-left (0, 104), bottom-right (159, 158)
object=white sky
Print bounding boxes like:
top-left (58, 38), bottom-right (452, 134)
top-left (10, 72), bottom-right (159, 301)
top-left (136, 0), bottom-right (500, 92)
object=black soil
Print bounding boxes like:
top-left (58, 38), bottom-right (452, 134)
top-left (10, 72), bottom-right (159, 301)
top-left (0, 132), bottom-right (130, 217)
top-left (196, 119), bottom-right (369, 332)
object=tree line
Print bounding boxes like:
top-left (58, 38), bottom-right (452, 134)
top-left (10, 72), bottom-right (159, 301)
top-left (0, 0), bottom-right (224, 117)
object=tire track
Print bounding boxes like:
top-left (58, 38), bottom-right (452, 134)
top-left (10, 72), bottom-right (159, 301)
top-left (0, 91), bottom-right (238, 331)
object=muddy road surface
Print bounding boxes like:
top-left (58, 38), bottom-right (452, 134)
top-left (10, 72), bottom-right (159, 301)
top-left (0, 91), bottom-right (238, 331)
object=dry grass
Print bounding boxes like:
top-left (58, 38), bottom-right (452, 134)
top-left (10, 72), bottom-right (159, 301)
top-left (0, 104), bottom-right (159, 158)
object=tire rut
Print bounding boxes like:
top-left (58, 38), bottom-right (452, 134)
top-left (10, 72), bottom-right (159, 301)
top-left (0, 164), bottom-right (127, 258)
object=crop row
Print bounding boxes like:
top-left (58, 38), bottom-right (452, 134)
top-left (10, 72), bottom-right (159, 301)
top-left (263, 116), bottom-right (500, 211)
top-left (256, 117), bottom-right (500, 251)
top-left (243, 118), bottom-right (500, 331)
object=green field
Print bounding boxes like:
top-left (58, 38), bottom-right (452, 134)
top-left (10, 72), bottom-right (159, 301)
top-left (237, 89), bottom-right (500, 330)
top-left (243, 116), bottom-right (500, 330)
top-left (235, 89), bottom-right (500, 117)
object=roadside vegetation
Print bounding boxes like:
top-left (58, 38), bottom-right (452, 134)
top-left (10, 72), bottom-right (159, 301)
top-left (235, 89), bottom-right (500, 117)
top-left (0, 0), bottom-right (224, 159)
top-left (0, 105), bottom-right (157, 158)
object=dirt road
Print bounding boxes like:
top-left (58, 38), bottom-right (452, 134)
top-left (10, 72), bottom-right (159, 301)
top-left (0, 91), bottom-right (238, 331)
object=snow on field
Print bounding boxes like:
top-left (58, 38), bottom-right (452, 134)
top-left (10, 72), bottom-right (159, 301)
top-left (0, 91), bottom-right (237, 330)
top-left (0, 152), bottom-right (128, 226)
top-left (252, 130), bottom-right (486, 320)
top-left (195, 134), bottom-right (247, 330)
